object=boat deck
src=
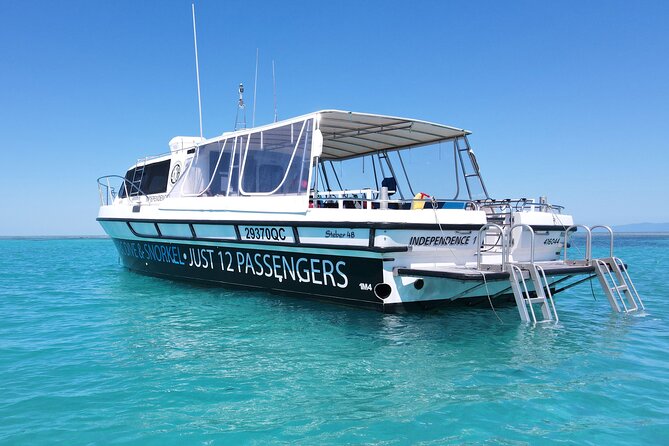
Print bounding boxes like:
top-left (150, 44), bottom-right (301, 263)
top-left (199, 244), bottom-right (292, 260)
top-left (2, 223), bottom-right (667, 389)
top-left (395, 260), bottom-right (596, 281)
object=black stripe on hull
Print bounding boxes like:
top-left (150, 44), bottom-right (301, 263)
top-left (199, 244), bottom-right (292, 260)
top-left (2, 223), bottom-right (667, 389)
top-left (113, 238), bottom-right (384, 305)
top-left (118, 260), bottom-right (523, 314)
top-left (122, 266), bottom-right (387, 311)
top-left (99, 217), bottom-right (570, 234)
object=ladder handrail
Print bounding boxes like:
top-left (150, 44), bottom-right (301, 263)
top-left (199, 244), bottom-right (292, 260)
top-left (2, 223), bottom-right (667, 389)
top-left (591, 225), bottom-right (614, 258)
top-left (595, 258), bottom-right (629, 312)
top-left (476, 223), bottom-right (507, 269)
top-left (614, 257), bottom-right (645, 310)
top-left (535, 264), bottom-right (559, 323)
top-left (510, 264), bottom-right (538, 324)
top-left (564, 224), bottom-right (592, 263)
top-left (508, 223), bottom-right (535, 264)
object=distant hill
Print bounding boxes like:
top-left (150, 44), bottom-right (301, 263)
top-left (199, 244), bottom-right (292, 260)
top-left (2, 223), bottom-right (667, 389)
top-left (612, 222), bottom-right (669, 233)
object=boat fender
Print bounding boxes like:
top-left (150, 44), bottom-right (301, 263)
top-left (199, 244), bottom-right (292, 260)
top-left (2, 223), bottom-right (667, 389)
top-left (411, 192), bottom-right (430, 210)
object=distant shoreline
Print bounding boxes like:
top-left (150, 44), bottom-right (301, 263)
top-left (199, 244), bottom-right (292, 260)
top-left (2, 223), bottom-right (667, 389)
top-left (0, 235), bottom-right (110, 240)
top-left (613, 223), bottom-right (669, 232)
top-left (588, 232), bottom-right (669, 236)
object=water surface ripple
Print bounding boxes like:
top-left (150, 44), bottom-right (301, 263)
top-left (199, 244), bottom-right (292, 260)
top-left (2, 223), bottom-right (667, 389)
top-left (1, 236), bottom-right (668, 444)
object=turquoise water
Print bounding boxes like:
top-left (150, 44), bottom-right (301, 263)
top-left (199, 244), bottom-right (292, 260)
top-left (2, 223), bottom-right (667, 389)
top-left (1, 236), bottom-right (668, 445)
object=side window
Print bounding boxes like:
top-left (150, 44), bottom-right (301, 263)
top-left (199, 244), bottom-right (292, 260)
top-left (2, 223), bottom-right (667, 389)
top-left (169, 138), bottom-right (234, 197)
top-left (120, 160), bottom-right (171, 197)
top-left (121, 167), bottom-right (144, 197)
top-left (206, 137), bottom-right (235, 196)
top-left (157, 118), bottom-right (314, 199)
top-left (119, 169), bottom-right (133, 198)
top-left (141, 160), bottom-right (171, 195)
top-left (240, 118), bottom-right (312, 195)
top-left (227, 136), bottom-right (244, 196)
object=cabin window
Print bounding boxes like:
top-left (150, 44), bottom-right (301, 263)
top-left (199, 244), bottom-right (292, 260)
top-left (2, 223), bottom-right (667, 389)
top-left (119, 159), bottom-right (170, 197)
top-left (226, 135), bottom-right (244, 196)
top-left (168, 117), bottom-right (314, 198)
top-left (239, 119), bottom-right (312, 195)
top-left (118, 170), bottom-right (133, 198)
top-left (143, 160), bottom-right (170, 194)
top-left (208, 150), bottom-right (230, 195)
top-left (172, 139), bottom-right (228, 197)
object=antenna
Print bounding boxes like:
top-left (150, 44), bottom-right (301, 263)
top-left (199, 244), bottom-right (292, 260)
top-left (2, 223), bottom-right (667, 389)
top-left (191, 3), bottom-right (203, 138)
top-left (235, 83), bottom-right (246, 130)
top-left (252, 48), bottom-right (258, 127)
top-left (272, 60), bottom-right (278, 122)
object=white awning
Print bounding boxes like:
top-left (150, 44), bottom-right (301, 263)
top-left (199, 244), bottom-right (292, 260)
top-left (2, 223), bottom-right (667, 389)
top-left (317, 110), bottom-right (470, 161)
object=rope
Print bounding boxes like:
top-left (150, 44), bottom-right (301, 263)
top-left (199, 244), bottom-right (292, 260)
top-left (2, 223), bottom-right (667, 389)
top-left (429, 196), bottom-right (502, 322)
top-left (550, 208), bottom-right (586, 259)
top-left (589, 273), bottom-right (597, 301)
top-left (430, 197), bottom-right (458, 264)
top-left (480, 270), bottom-right (503, 323)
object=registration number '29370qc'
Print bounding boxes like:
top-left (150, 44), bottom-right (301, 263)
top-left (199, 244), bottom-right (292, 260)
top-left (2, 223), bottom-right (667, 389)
top-left (242, 226), bottom-right (289, 242)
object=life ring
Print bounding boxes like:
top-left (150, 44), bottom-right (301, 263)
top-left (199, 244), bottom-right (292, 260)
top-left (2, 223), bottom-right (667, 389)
top-left (411, 192), bottom-right (430, 210)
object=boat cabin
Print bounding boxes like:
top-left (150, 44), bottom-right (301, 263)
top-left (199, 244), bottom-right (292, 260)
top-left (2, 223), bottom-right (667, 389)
top-left (114, 111), bottom-right (491, 212)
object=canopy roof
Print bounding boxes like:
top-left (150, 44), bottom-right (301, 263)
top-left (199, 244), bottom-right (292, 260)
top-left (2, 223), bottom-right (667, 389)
top-left (205, 110), bottom-right (470, 162)
top-left (317, 110), bottom-right (470, 161)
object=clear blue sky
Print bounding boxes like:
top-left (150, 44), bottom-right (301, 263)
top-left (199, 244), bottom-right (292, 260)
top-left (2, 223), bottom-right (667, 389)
top-left (1, 0), bottom-right (667, 235)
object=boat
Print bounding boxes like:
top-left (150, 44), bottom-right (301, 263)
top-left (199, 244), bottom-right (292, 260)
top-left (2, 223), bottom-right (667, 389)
top-left (97, 109), bottom-right (644, 320)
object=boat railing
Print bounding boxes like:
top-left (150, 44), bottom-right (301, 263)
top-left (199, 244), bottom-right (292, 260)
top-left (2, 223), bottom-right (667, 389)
top-left (590, 225), bottom-right (614, 258)
top-left (563, 225), bottom-right (592, 263)
top-left (97, 175), bottom-right (146, 206)
top-left (312, 190), bottom-right (476, 210)
top-left (473, 198), bottom-right (564, 214)
top-left (507, 223), bottom-right (536, 264)
top-left (476, 224), bottom-right (507, 269)
top-left (138, 152), bottom-right (171, 163)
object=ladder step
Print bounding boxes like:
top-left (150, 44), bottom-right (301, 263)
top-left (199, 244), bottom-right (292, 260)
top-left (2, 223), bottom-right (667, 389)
top-left (508, 263), bottom-right (559, 324)
top-left (594, 256), bottom-right (645, 313)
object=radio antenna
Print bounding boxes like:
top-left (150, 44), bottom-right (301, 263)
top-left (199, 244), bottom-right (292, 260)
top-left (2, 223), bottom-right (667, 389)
top-left (252, 48), bottom-right (258, 127)
top-left (191, 3), bottom-right (203, 138)
top-left (272, 60), bottom-right (278, 122)
top-left (235, 83), bottom-right (246, 130)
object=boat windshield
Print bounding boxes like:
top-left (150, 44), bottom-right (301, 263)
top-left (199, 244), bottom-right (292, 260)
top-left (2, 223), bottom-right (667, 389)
top-left (313, 135), bottom-right (488, 205)
top-left (170, 118), bottom-right (313, 198)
